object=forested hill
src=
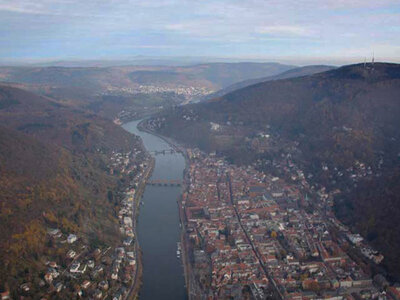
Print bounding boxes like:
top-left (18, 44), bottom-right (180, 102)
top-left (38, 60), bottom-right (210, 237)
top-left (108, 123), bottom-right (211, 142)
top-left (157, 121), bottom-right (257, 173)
top-left (151, 62), bottom-right (400, 278)
top-left (0, 84), bottom-right (137, 150)
top-left (0, 84), bottom-right (143, 294)
top-left (157, 63), bottom-right (400, 160)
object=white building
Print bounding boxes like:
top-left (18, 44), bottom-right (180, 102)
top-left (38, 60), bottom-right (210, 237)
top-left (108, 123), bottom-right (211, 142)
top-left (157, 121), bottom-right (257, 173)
top-left (67, 234), bottom-right (77, 244)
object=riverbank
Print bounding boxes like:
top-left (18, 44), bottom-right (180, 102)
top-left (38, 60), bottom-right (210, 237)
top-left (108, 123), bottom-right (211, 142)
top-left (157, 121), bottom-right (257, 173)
top-left (113, 117), bottom-right (156, 300)
top-left (126, 156), bottom-right (155, 300)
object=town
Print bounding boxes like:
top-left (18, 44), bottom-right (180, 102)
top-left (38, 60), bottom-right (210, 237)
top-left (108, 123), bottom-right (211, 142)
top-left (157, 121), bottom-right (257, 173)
top-left (102, 85), bottom-right (214, 101)
top-left (180, 148), bottom-right (398, 300)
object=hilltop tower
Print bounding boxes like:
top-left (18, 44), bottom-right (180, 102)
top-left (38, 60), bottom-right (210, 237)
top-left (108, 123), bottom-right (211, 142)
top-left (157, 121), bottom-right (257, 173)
top-left (372, 51), bottom-right (375, 69)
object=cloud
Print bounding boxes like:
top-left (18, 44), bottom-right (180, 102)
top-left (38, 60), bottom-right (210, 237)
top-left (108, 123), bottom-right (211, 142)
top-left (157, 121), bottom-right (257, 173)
top-left (0, 0), bottom-right (399, 61)
top-left (0, 1), bottom-right (45, 14)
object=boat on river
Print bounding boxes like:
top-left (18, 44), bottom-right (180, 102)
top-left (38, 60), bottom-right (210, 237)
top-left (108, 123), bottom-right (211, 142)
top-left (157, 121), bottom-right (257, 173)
top-left (177, 242), bottom-right (182, 258)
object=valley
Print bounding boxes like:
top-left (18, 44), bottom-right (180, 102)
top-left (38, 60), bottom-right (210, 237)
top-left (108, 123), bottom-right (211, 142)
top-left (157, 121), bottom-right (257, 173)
top-left (0, 63), bottom-right (294, 121)
top-left (1, 61), bottom-right (400, 300)
top-left (2, 1), bottom-right (399, 299)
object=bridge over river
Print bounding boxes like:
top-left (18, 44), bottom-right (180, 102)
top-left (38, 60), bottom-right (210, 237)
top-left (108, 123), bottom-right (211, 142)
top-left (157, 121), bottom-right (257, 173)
top-left (147, 179), bottom-right (182, 186)
top-left (149, 149), bottom-right (177, 155)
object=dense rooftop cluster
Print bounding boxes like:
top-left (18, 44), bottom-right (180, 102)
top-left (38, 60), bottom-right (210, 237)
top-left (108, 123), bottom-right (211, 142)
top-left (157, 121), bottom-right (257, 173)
top-left (181, 149), bottom-right (392, 300)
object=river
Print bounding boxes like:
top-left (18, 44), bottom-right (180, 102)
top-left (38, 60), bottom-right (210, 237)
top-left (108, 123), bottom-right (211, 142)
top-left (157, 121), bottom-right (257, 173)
top-left (123, 120), bottom-right (188, 300)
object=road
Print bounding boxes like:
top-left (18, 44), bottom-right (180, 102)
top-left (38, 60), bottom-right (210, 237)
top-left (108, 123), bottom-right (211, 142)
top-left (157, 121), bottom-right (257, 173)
top-left (227, 173), bottom-right (283, 300)
top-left (125, 158), bottom-right (154, 300)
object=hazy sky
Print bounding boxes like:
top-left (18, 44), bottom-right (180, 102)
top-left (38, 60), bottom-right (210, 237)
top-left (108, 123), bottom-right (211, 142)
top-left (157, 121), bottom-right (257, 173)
top-left (1, 0), bottom-right (400, 63)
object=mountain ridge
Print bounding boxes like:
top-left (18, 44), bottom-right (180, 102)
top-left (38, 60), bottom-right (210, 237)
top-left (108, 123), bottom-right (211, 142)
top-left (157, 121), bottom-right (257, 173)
top-left (201, 65), bottom-right (336, 101)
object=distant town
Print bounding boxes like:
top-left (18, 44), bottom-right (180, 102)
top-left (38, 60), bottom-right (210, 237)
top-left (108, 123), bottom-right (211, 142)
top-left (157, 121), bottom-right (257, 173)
top-left (102, 85), bottom-right (214, 101)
